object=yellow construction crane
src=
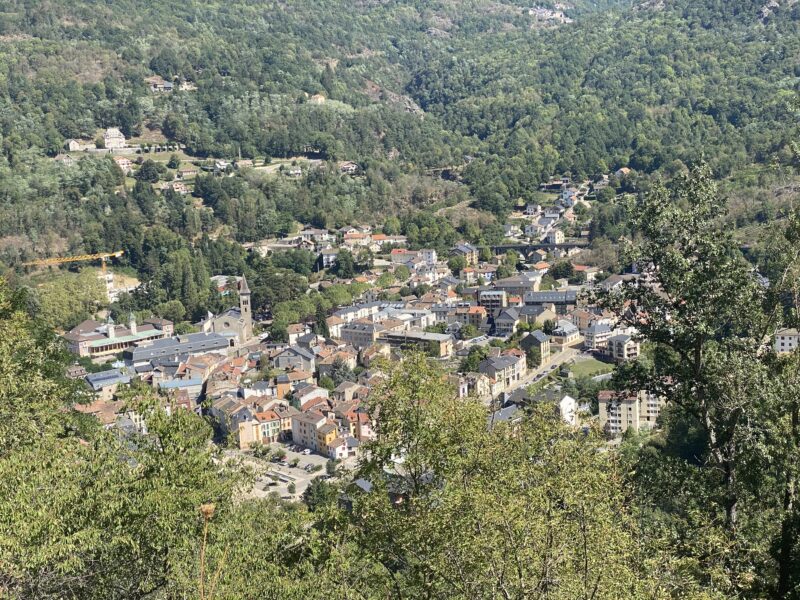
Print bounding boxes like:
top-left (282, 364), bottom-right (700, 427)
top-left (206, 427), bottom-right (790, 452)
top-left (23, 250), bottom-right (125, 275)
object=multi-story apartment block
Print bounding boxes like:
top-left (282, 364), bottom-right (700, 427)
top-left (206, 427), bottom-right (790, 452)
top-left (607, 333), bottom-right (640, 362)
top-left (291, 411), bottom-right (328, 451)
top-left (340, 321), bottom-right (386, 349)
top-left (598, 390), bottom-right (664, 436)
top-left (478, 354), bottom-right (527, 393)
top-left (478, 289), bottom-right (508, 312)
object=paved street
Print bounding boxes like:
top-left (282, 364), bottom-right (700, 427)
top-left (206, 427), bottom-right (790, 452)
top-left (508, 346), bottom-right (581, 394)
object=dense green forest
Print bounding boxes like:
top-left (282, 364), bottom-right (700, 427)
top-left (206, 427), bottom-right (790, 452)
top-left (1, 0), bottom-right (798, 237)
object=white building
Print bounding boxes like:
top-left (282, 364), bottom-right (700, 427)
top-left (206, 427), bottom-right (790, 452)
top-left (607, 333), bottom-right (640, 362)
top-left (775, 328), bottom-right (800, 354)
top-left (559, 395), bottom-right (578, 426)
top-left (419, 249), bottom-right (438, 266)
top-left (320, 249), bottom-right (339, 269)
top-left (103, 128), bottom-right (126, 150)
top-left (291, 411), bottom-right (327, 451)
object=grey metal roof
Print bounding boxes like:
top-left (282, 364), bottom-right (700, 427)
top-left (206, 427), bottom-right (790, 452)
top-left (480, 355), bottom-right (520, 372)
top-left (553, 320), bottom-right (579, 335)
top-left (524, 290), bottom-right (578, 304)
top-left (279, 345), bottom-right (315, 361)
top-left (126, 333), bottom-right (230, 362)
top-left (85, 369), bottom-right (130, 391)
top-left (487, 405), bottom-right (522, 429)
top-left (158, 378), bottom-right (202, 390)
top-left (531, 330), bottom-right (550, 343)
top-left (496, 308), bottom-right (520, 322)
top-left (608, 333), bottom-right (632, 343)
top-left (586, 322), bottom-right (612, 334)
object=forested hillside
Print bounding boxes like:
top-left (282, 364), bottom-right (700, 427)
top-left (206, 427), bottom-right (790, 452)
top-left (0, 0), bottom-right (798, 222)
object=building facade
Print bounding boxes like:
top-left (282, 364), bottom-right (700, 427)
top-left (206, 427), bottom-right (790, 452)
top-left (598, 390), bottom-right (664, 436)
top-left (198, 275), bottom-right (253, 343)
top-left (775, 328), bottom-right (800, 354)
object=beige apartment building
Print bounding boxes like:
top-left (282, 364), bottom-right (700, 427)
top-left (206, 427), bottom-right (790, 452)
top-left (598, 390), bottom-right (664, 436)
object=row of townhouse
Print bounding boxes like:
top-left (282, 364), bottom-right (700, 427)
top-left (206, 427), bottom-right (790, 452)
top-left (236, 395), bottom-right (374, 460)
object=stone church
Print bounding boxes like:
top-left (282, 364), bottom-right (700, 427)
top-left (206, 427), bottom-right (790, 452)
top-left (197, 275), bottom-right (253, 344)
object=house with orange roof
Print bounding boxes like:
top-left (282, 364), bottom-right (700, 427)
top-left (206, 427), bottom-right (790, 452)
top-left (379, 317), bottom-right (407, 333)
top-left (74, 398), bottom-right (126, 429)
top-left (461, 266), bottom-right (477, 285)
top-left (453, 305), bottom-right (487, 329)
top-left (356, 411), bottom-right (376, 442)
top-left (571, 263), bottom-right (599, 282)
top-left (467, 305), bottom-right (488, 328)
top-left (343, 232), bottom-right (370, 247)
top-left (360, 344), bottom-right (391, 367)
top-left (532, 261), bottom-right (550, 274)
top-left (275, 370), bottom-right (314, 398)
top-left (324, 315), bottom-right (345, 338)
top-left (327, 436), bottom-right (358, 460)
top-left (238, 409), bottom-right (282, 449)
top-left (300, 395), bottom-right (330, 413)
top-left (390, 248), bottom-right (418, 264)
top-left (286, 323), bottom-right (309, 345)
top-left (294, 382), bottom-right (330, 410)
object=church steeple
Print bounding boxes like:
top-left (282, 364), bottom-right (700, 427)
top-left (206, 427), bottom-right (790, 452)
top-left (239, 273), bottom-right (251, 296)
top-left (239, 274), bottom-right (252, 340)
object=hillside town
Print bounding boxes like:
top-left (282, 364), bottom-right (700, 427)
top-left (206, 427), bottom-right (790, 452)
top-left (58, 189), bottom-right (657, 495)
top-left (53, 146), bottom-right (796, 498)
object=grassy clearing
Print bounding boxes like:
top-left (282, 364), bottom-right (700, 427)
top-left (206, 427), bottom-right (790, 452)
top-left (569, 358), bottom-right (614, 378)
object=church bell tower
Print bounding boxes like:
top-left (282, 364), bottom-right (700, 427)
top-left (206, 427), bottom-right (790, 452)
top-left (239, 274), bottom-right (252, 340)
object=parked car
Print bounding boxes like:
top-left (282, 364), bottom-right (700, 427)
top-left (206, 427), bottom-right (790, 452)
top-left (302, 449), bottom-right (311, 455)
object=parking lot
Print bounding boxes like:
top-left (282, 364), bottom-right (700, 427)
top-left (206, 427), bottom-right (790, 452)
top-left (233, 442), bottom-right (356, 501)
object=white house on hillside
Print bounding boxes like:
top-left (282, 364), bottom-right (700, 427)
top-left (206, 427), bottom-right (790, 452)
top-left (103, 128), bottom-right (126, 150)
